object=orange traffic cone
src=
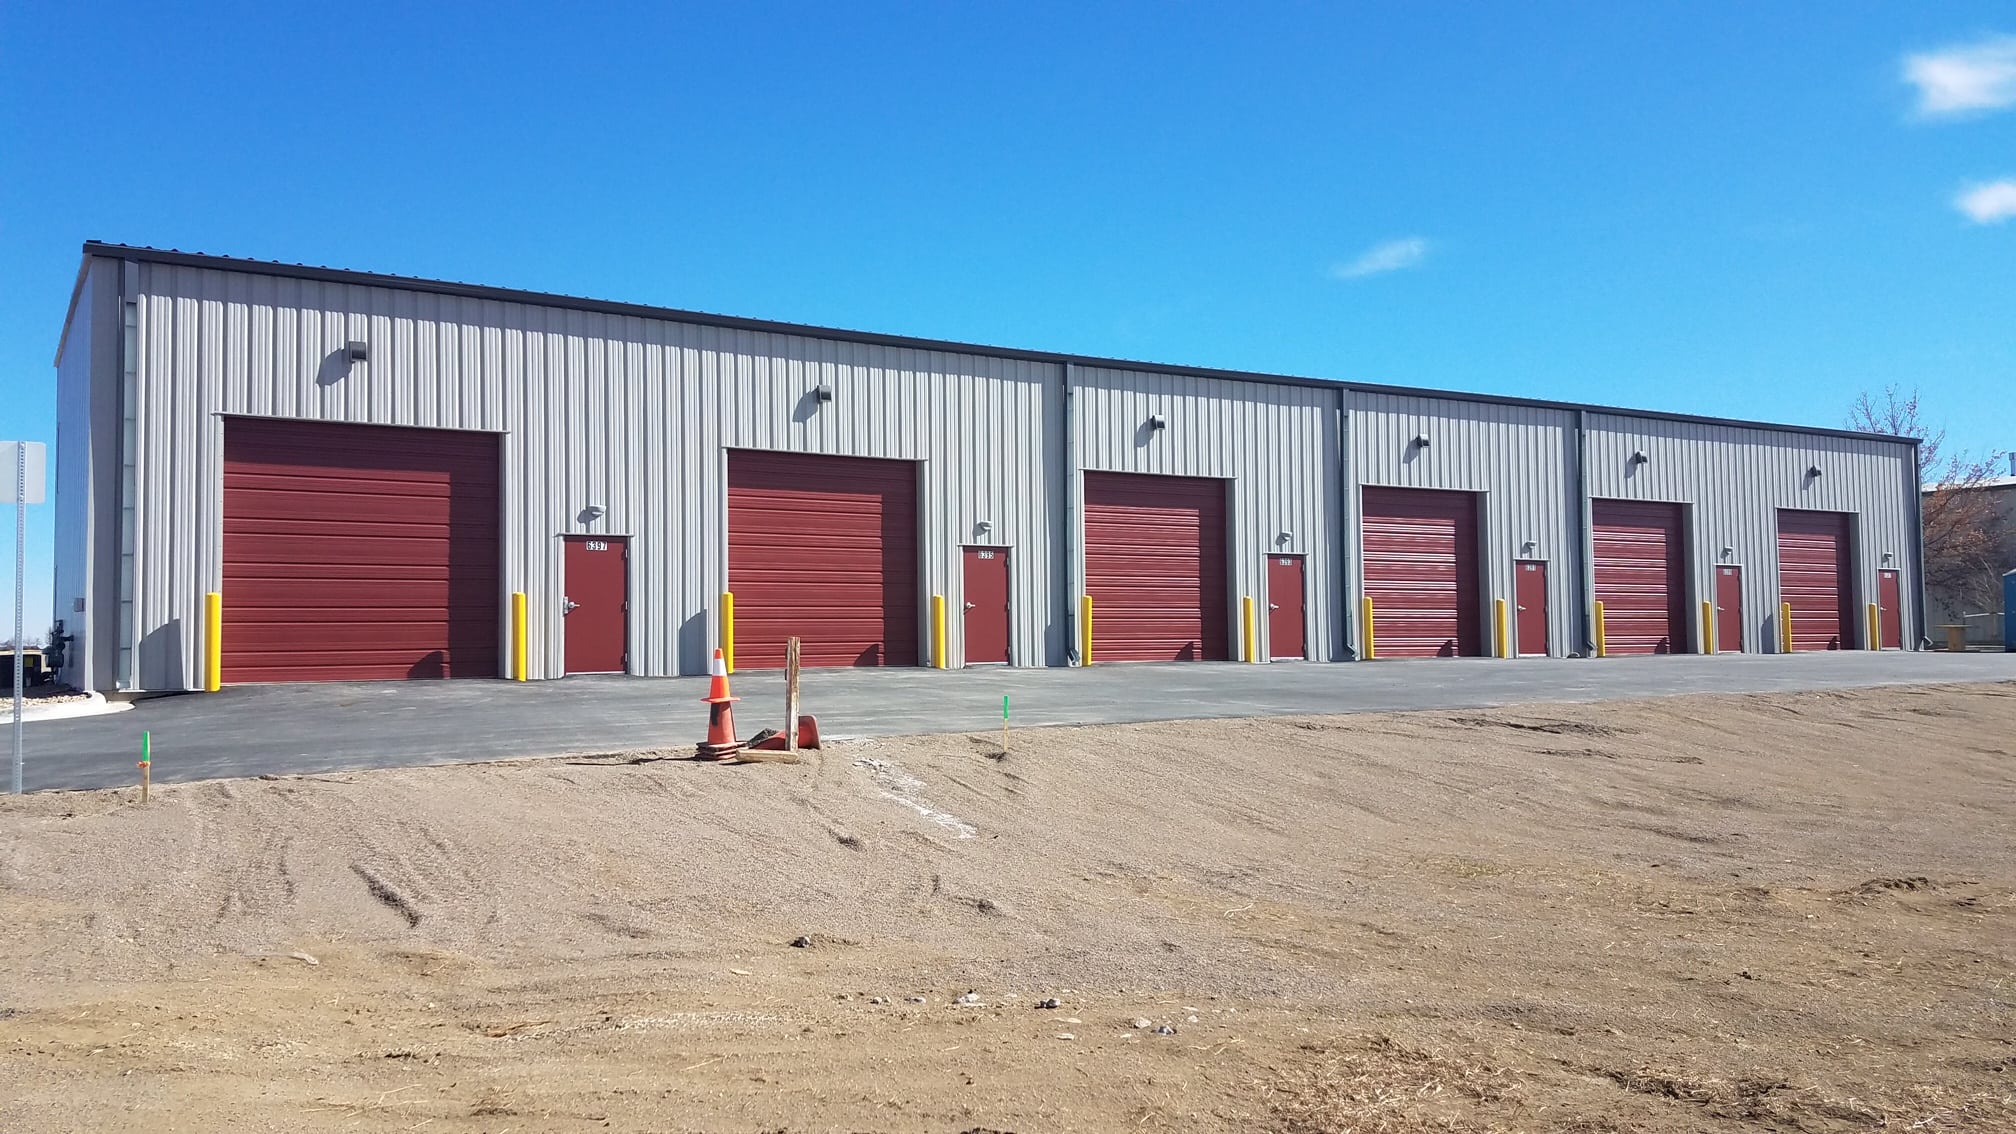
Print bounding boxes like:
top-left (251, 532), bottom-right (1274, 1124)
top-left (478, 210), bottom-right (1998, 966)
top-left (696, 648), bottom-right (743, 760)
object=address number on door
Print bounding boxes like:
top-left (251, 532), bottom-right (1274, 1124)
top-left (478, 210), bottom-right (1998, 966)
top-left (583, 540), bottom-right (609, 552)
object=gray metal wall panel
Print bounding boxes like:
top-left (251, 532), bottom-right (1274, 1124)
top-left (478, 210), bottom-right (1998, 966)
top-left (1348, 392), bottom-right (1582, 657)
top-left (50, 259), bottom-right (121, 690)
top-left (124, 264), bottom-right (1062, 689)
top-left (110, 258), bottom-right (1926, 689)
top-left (1585, 415), bottom-right (1919, 652)
top-left (1072, 366), bottom-right (1345, 660)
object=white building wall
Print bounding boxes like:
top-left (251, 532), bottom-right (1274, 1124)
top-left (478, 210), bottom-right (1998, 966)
top-left (78, 248), bottom-right (1927, 690)
top-left (1071, 366), bottom-right (1346, 660)
top-left (1348, 392), bottom-right (1582, 657)
top-left (124, 262), bottom-right (1064, 689)
top-left (1585, 414), bottom-right (1920, 652)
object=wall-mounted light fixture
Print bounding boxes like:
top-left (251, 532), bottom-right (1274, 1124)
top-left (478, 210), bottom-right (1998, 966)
top-left (976, 519), bottom-right (993, 534)
top-left (814, 384), bottom-right (834, 403)
top-left (1411, 433), bottom-right (1431, 448)
top-left (1807, 464), bottom-right (1823, 479)
top-left (1147, 414), bottom-right (1167, 432)
top-left (1520, 539), bottom-right (1537, 556)
top-left (1720, 545), bottom-right (1735, 561)
top-left (1882, 551), bottom-right (1895, 565)
top-left (1630, 449), bottom-right (1649, 465)
top-left (345, 340), bottom-right (369, 363)
top-left (1277, 530), bottom-right (1294, 545)
top-left (582, 504), bottom-right (606, 521)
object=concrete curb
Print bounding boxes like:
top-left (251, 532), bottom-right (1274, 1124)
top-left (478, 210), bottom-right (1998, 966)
top-left (2, 692), bottom-right (133, 725)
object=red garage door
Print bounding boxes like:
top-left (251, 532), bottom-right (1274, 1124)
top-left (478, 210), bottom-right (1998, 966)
top-left (1591, 500), bottom-right (1688, 655)
top-left (1778, 510), bottom-right (1853, 651)
top-left (223, 419), bottom-right (500, 682)
top-left (1361, 487), bottom-right (1482, 658)
top-left (1083, 471), bottom-right (1228, 661)
top-left (728, 450), bottom-right (918, 668)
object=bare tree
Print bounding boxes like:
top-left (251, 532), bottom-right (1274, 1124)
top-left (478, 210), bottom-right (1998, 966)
top-left (1850, 385), bottom-right (2012, 608)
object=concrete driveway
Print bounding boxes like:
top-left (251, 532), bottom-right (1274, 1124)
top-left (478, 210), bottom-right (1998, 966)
top-left (12, 651), bottom-right (2014, 792)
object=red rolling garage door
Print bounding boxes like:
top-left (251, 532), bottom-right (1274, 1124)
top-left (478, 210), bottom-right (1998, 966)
top-left (1777, 510), bottom-right (1853, 651)
top-left (1360, 486), bottom-right (1482, 658)
top-left (1591, 500), bottom-right (1687, 655)
top-left (223, 419), bottom-right (500, 682)
top-left (728, 450), bottom-right (918, 668)
top-left (1083, 471), bottom-right (1228, 661)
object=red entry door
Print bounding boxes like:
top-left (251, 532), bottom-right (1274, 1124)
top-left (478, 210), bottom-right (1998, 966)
top-left (1715, 565), bottom-right (1743, 653)
top-left (562, 536), bottom-right (629, 674)
top-left (1514, 560), bottom-right (1549, 656)
top-left (961, 547), bottom-right (1011, 664)
top-left (1266, 555), bottom-right (1306, 660)
top-left (1877, 569), bottom-right (1902, 649)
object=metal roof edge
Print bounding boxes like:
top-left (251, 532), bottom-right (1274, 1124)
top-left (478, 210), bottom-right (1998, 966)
top-left (52, 254), bottom-right (99, 367)
top-left (81, 240), bottom-right (1922, 448)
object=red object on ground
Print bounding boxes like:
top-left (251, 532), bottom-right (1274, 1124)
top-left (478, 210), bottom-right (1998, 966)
top-left (697, 648), bottom-right (742, 759)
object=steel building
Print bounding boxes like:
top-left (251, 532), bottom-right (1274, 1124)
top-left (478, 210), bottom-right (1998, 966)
top-left (49, 242), bottom-right (1926, 692)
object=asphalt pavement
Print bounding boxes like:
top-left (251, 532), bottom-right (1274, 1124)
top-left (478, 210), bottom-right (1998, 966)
top-left (11, 650), bottom-right (2014, 792)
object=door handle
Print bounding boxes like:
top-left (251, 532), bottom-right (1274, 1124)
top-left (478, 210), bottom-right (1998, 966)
top-left (562, 598), bottom-right (579, 614)
top-left (1268, 604), bottom-right (1279, 610)
top-left (963, 602), bottom-right (976, 611)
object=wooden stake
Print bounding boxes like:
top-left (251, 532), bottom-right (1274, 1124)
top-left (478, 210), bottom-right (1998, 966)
top-left (785, 636), bottom-right (801, 754)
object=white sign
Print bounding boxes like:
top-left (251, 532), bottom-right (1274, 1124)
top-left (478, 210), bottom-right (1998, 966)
top-left (1, 442), bottom-right (45, 505)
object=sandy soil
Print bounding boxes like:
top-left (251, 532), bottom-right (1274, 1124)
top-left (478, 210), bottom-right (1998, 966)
top-left (2, 682), bottom-right (2013, 1133)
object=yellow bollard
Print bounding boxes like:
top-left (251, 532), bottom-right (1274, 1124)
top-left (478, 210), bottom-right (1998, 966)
top-left (1701, 599), bottom-right (1715, 655)
top-left (1243, 596), bottom-right (1259, 663)
top-left (1866, 603), bottom-right (1880, 651)
top-left (721, 591), bottom-right (735, 673)
top-left (1494, 597), bottom-right (1511, 659)
top-left (512, 591), bottom-right (528, 680)
top-left (1079, 595), bottom-right (1093, 666)
top-left (204, 591), bottom-right (222, 692)
top-left (932, 595), bottom-right (948, 669)
top-left (1361, 595), bottom-right (1376, 660)
top-left (1779, 602), bottom-right (1794, 653)
top-left (1593, 600), bottom-right (1608, 658)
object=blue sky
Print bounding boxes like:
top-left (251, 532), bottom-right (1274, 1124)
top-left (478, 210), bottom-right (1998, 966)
top-left (3, 2), bottom-right (2012, 637)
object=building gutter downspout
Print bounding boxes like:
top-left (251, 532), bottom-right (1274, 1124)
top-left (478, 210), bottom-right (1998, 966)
top-left (1574, 409), bottom-right (1595, 656)
top-left (1062, 362), bottom-right (1080, 664)
top-left (1908, 439), bottom-right (1928, 650)
top-left (1338, 385), bottom-right (1356, 660)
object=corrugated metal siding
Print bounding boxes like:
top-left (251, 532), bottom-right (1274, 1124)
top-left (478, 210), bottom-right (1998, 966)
top-left (1585, 415), bottom-right (1917, 653)
top-left (221, 418), bottom-right (501, 681)
top-left (108, 257), bottom-right (1927, 687)
top-left (51, 261), bottom-right (105, 690)
top-left (1072, 367), bottom-right (1344, 661)
top-left (1777, 510), bottom-right (1853, 651)
top-left (1349, 392), bottom-right (1580, 656)
top-left (1360, 486), bottom-right (1484, 658)
top-left (1590, 499), bottom-right (1688, 655)
top-left (126, 263), bottom-right (1063, 688)
top-left (1082, 471), bottom-right (1230, 661)
top-left (727, 450), bottom-right (920, 668)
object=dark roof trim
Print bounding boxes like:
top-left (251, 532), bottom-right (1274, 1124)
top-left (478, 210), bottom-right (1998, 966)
top-left (81, 241), bottom-right (1919, 447)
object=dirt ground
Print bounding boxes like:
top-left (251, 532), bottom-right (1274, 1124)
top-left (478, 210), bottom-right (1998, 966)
top-left (2, 682), bottom-right (2013, 1133)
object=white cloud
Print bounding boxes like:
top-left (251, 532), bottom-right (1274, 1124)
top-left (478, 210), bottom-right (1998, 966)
top-left (1955, 178), bottom-right (2016, 223)
top-left (1330, 237), bottom-right (1429, 280)
top-left (1903, 35), bottom-right (2016, 117)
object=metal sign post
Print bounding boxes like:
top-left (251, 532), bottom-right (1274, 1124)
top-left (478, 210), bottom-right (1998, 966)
top-left (5, 440), bottom-right (47, 795)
